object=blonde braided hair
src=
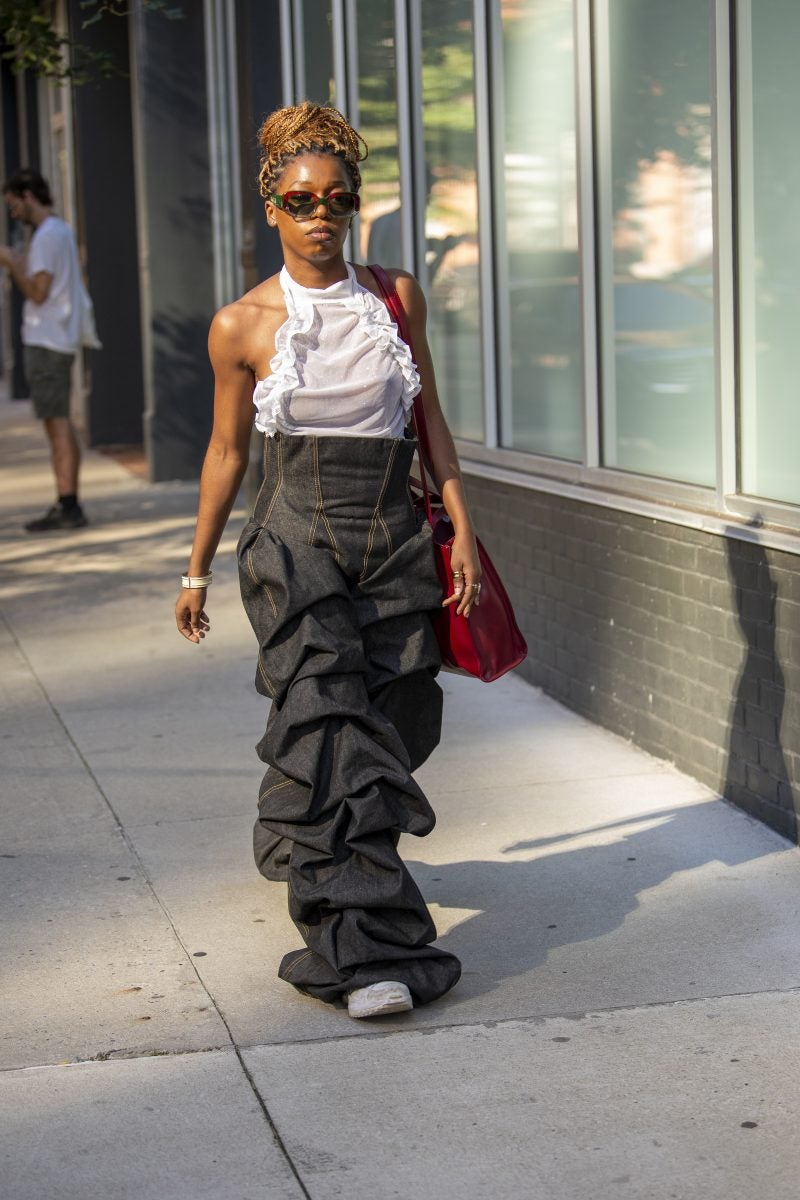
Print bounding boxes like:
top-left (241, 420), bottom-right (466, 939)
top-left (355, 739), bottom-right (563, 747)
top-left (257, 102), bottom-right (369, 198)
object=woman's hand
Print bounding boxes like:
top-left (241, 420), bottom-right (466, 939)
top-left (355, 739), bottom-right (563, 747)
top-left (443, 530), bottom-right (482, 618)
top-left (175, 588), bottom-right (211, 643)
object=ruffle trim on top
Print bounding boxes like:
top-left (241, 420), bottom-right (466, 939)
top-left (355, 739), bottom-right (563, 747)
top-left (252, 263), bottom-right (421, 436)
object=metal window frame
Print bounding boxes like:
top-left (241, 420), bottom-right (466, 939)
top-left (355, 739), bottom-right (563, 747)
top-left (344, 0), bottom-right (361, 121)
top-left (487, 0), bottom-right (512, 454)
top-left (343, 0), bottom-right (361, 260)
top-left (473, 0), bottom-right (497, 448)
top-left (204, 0), bottom-right (243, 309)
top-left (455, 449), bottom-right (800, 557)
top-left (575, 0), bottom-right (599, 469)
top-left (410, 0), bottom-right (487, 440)
top-left (591, 0), bottom-right (617, 469)
top-left (717, 0), bottom-right (800, 529)
top-left (730, 0), bottom-right (754, 505)
top-left (394, 0), bottom-right (418, 273)
top-left (714, 0), bottom-right (738, 509)
top-left (292, 3), bottom-right (307, 101)
top-left (456, 0), bottom-right (723, 517)
top-left (331, 0), bottom-right (357, 261)
top-left (321, 0), bottom-right (419, 272)
top-left (279, 0), bottom-right (296, 105)
top-left (332, 0), bottom-right (348, 110)
top-left (340, 0), bottom-right (406, 266)
top-left (488, 0), bottom-right (589, 464)
top-left (456, 0), bottom-right (800, 549)
top-left (276, 0), bottom-right (800, 549)
top-left (407, 0), bottom-right (427, 289)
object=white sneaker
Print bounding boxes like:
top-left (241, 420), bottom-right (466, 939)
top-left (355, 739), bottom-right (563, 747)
top-left (347, 980), bottom-right (413, 1019)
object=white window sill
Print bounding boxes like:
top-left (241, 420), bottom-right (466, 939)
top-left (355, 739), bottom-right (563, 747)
top-left (455, 443), bottom-right (800, 558)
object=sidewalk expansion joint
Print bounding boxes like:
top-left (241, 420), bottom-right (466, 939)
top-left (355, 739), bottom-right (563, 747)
top-left (231, 1045), bottom-right (314, 1200)
top-left (8, 980), bottom-right (800, 1073)
top-left (235, 983), bottom-right (800, 1050)
top-left (0, 607), bottom-right (312, 1199)
top-left (0, 612), bottom-right (225, 1017)
top-left (1, 1046), bottom-right (232, 1074)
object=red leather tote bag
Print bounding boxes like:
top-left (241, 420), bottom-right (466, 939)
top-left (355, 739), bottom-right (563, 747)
top-left (370, 265), bottom-right (528, 682)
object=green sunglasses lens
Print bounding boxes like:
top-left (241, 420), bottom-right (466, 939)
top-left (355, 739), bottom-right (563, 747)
top-left (284, 192), bottom-right (317, 217)
top-left (327, 193), bottom-right (358, 216)
top-left (280, 191), bottom-right (359, 218)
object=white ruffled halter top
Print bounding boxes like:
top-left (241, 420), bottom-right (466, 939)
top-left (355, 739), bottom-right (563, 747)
top-left (253, 263), bottom-right (421, 439)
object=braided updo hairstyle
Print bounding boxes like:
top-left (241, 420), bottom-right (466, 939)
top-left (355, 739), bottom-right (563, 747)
top-left (257, 102), bottom-right (369, 197)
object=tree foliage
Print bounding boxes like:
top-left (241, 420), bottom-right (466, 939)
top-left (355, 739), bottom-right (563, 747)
top-left (0, 0), bottom-right (182, 83)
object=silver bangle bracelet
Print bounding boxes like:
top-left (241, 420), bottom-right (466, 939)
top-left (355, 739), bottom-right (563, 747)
top-left (181, 573), bottom-right (213, 589)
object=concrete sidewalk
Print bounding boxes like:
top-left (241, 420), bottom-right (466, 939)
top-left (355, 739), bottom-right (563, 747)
top-left (1, 399), bottom-right (799, 1199)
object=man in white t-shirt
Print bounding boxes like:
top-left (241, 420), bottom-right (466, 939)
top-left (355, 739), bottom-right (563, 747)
top-left (0, 169), bottom-right (90, 530)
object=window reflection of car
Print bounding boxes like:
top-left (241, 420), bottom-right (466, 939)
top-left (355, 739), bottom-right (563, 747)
top-left (509, 272), bottom-right (713, 388)
top-left (508, 270), bottom-right (715, 473)
top-left (613, 278), bottom-right (714, 397)
top-left (610, 278), bottom-right (715, 480)
top-left (507, 268), bottom-right (583, 457)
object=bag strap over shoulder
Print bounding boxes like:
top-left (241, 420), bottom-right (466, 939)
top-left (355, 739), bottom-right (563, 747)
top-left (368, 269), bottom-right (528, 683)
top-left (368, 264), bottom-right (435, 524)
top-left (368, 263), bottom-right (408, 338)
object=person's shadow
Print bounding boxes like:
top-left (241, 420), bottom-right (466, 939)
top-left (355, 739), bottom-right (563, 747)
top-left (401, 529), bottom-right (798, 1004)
top-left (405, 793), bottom-right (788, 1003)
top-left (722, 531), bottom-right (797, 841)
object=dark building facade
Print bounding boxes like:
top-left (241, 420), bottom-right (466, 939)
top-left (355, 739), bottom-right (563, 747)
top-left (468, 478), bottom-right (800, 842)
top-left (1, 0), bottom-right (284, 478)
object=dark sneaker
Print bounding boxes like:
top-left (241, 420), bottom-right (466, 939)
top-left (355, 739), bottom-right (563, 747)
top-left (24, 504), bottom-right (89, 532)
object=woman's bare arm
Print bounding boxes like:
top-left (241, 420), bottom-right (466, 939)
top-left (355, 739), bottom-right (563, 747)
top-left (175, 305), bottom-right (255, 642)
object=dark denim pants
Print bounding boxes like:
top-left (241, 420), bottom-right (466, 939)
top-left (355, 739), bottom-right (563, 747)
top-left (237, 433), bottom-right (461, 1005)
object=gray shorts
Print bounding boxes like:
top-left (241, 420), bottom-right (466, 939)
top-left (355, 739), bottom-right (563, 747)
top-left (23, 345), bottom-right (75, 420)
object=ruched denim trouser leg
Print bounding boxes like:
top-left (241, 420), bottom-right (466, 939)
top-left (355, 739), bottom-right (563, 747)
top-left (237, 433), bottom-right (461, 1005)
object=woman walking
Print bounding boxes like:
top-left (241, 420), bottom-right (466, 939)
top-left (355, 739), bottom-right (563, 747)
top-left (176, 103), bottom-right (481, 1019)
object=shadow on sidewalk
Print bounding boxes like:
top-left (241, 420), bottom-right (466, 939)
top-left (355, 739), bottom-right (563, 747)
top-left (406, 798), bottom-right (790, 1002)
top-left (0, 480), bottom-right (245, 608)
top-left (721, 533), bottom-right (797, 841)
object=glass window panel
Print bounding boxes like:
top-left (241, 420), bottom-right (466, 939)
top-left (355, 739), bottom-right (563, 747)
top-left (497, 0), bottom-right (583, 461)
top-left (420, 0), bottom-right (483, 441)
top-left (599, 0), bottom-right (716, 485)
top-left (298, 0), bottom-right (334, 106)
top-left (737, 1), bottom-right (800, 505)
top-left (354, 0), bottom-right (401, 266)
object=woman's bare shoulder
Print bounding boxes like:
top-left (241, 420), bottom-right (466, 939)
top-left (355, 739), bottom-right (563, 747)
top-left (390, 270), bottom-right (426, 321)
top-left (208, 274), bottom-right (288, 376)
top-left (354, 263), bottom-right (424, 312)
top-left (211, 274), bottom-right (284, 337)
